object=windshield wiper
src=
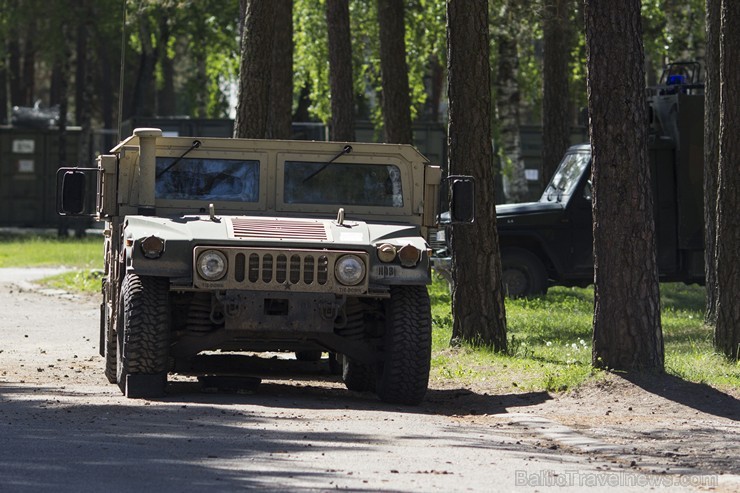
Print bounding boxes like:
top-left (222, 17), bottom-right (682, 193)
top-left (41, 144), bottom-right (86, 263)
top-left (302, 145), bottom-right (352, 183)
top-left (156, 140), bottom-right (202, 179)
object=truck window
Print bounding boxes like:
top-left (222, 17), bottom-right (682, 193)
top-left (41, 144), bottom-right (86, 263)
top-left (283, 161), bottom-right (403, 207)
top-left (543, 152), bottom-right (590, 201)
top-left (155, 157), bottom-right (260, 202)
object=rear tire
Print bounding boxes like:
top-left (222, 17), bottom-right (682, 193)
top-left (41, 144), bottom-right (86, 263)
top-left (104, 321), bottom-right (117, 384)
top-left (342, 355), bottom-right (375, 392)
top-left (376, 286), bottom-right (431, 405)
top-left (501, 248), bottom-right (548, 298)
top-left (116, 274), bottom-right (170, 398)
top-left (102, 281), bottom-right (117, 384)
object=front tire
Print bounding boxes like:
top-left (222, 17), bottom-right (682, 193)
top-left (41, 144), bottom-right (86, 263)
top-left (116, 274), bottom-right (170, 398)
top-left (376, 286), bottom-right (431, 405)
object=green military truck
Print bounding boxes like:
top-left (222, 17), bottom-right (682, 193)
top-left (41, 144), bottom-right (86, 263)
top-left (58, 129), bottom-right (472, 404)
top-left (435, 62), bottom-right (705, 297)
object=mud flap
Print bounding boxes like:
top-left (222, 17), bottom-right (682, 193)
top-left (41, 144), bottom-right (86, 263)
top-left (124, 372), bottom-right (167, 398)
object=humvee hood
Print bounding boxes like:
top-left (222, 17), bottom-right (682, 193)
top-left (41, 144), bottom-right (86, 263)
top-left (124, 215), bottom-right (423, 250)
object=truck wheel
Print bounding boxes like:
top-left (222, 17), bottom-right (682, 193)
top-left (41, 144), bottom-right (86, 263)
top-left (104, 319), bottom-right (117, 384)
top-left (342, 356), bottom-right (376, 392)
top-left (501, 248), bottom-right (548, 298)
top-left (116, 274), bottom-right (170, 398)
top-left (102, 281), bottom-right (117, 384)
top-left (376, 286), bottom-right (431, 405)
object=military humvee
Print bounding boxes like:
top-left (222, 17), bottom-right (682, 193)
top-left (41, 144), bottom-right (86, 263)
top-left (58, 129), bottom-right (473, 405)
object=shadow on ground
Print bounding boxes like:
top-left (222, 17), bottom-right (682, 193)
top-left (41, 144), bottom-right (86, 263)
top-left (619, 372), bottom-right (739, 421)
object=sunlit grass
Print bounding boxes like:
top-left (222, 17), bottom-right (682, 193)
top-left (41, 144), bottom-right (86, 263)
top-left (0, 233), bottom-right (103, 268)
top-left (429, 274), bottom-right (738, 394)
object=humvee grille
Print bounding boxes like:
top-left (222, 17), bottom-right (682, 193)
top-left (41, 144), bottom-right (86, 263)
top-left (193, 246), bottom-right (368, 294)
top-left (230, 218), bottom-right (328, 241)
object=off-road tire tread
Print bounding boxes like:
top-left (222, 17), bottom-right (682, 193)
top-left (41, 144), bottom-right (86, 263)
top-left (376, 285), bottom-right (431, 405)
top-left (117, 274), bottom-right (170, 396)
top-left (104, 326), bottom-right (117, 383)
top-left (342, 356), bottom-right (376, 392)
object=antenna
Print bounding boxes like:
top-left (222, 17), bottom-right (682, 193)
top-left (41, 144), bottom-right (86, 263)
top-left (116, 0), bottom-right (127, 143)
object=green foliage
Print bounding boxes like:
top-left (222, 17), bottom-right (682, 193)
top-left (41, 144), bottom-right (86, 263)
top-left (294, 0), bottom-right (331, 122)
top-left (642, 0), bottom-right (705, 82)
top-left (293, 0), bottom-right (447, 128)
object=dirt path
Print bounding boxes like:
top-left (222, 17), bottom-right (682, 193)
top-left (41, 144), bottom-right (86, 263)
top-left (0, 269), bottom-right (737, 492)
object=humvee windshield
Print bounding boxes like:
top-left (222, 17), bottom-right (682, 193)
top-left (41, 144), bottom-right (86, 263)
top-left (542, 151), bottom-right (590, 202)
top-left (284, 161), bottom-right (403, 207)
top-left (155, 157), bottom-right (260, 202)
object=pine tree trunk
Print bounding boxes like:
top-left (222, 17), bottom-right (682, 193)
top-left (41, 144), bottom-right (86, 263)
top-left (714, 0), bottom-right (740, 361)
top-left (446, 0), bottom-right (507, 351)
top-left (704, 0), bottom-right (720, 327)
top-left (585, 0), bottom-right (664, 370)
top-left (326, 0), bottom-right (355, 142)
top-left (542, 0), bottom-right (573, 189)
top-left (8, 30), bottom-right (21, 106)
top-left (234, 0), bottom-right (275, 139)
top-left (75, 9), bottom-right (92, 166)
top-left (20, 21), bottom-right (35, 106)
top-left (0, 52), bottom-right (8, 124)
top-left (131, 13), bottom-right (157, 118)
top-left (378, 0), bottom-right (412, 144)
top-left (267, 0), bottom-right (293, 140)
top-left (494, 1), bottom-right (526, 203)
top-left (157, 15), bottom-right (176, 117)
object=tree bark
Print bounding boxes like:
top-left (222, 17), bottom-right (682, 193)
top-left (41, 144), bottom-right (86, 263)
top-left (378, 0), bottom-right (412, 144)
top-left (8, 27), bottom-right (21, 106)
top-left (75, 3), bottom-right (93, 166)
top-left (130, 11), bottom-right (157, 118)
top-left (704, 0), bottom-right (720, 327)
top-left (157, 15), bottom-right (176, 117)
top-left (446, 0), bottom-right (507, 351)
top-left (542, 0), bottom-right (573, 190)
top-left (267, 0), bottom-right (293, 140)
top-left (494, 0), bottom-right (529, 202)
top-left (495, 15), bottom-right (526, 204)
top-left (714, 0), bottom-right (740, 360)
top-left (234, 0), bottom-right (275, 139)
top-left (585, 0), bottom-right (664, 370)
top-left (20, 19), bottom-right (35, 106)
top-left (0, 46), bottom-right (8, 124)
top-left (326, 0), bottom-right (355, 142)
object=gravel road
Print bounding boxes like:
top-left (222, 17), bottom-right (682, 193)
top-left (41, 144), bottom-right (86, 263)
top-left (0, 268), bottom-right (735, 492)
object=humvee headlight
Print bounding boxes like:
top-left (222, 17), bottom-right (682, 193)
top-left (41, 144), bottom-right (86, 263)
top-left (334, 254), bottom-right (366, 286)
top-left (197, 250), bottom-right (227, 281)
top-left (397, 244), bottom-right (421, 267)
top-left (140, 235), bottom-right (165, 259)
top-left (376, 243), bottom-right (397, 263)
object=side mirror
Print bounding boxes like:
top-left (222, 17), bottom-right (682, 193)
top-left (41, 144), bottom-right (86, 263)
top-left (57, 170), bottom-right (87, 215)
top-left (448, 176), bottom-right (475, 223)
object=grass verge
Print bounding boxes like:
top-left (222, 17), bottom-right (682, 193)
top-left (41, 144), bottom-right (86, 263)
top-left (430, 274), bottom-right (739, 395)
top-left (0, 232), bottom-right (103, 269)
